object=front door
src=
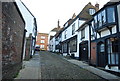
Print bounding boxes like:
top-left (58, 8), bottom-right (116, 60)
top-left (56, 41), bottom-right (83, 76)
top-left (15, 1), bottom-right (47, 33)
top-left (98, 42), bottom-right (106, 67)
top-left (79, 41), bottom-right (88, 61)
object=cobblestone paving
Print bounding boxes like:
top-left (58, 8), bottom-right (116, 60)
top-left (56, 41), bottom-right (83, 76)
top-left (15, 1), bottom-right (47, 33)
top-left (40, 51), bottom-right (107, 80)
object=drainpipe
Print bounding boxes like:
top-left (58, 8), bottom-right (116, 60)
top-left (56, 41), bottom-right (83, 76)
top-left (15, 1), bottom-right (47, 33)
top-left (88, 22), bottom-right (92, 64)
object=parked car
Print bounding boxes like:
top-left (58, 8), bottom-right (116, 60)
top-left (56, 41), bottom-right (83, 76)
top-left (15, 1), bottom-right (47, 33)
top-left (35, 46), bottom-right (40, 51)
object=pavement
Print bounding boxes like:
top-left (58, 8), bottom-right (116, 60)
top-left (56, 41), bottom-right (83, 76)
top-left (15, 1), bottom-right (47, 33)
top-left (15, 52), bottom-right (41, 79)
top-left (67, 59), bottom-right (120, 81)
top-left (15, 51), bottom-right (120, 81)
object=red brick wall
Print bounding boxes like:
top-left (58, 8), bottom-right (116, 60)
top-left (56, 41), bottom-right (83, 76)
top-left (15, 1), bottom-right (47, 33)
top-left (2, 2), bottom-right (25, 79)
top-left (36, 33), bottom-right (48, 50)
top-left (90, 42), bottom-right (97, 65)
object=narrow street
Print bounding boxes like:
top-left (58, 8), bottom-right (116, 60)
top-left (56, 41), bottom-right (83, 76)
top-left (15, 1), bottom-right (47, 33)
top-left (40, 51), bottom-right (106, 80)
top-left (16, 51), bottom-right (108, 80)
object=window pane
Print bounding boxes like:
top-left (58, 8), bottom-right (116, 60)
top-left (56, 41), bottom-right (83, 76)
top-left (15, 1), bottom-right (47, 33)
top-left (100, 44), bottom-right (104, 52)
top-left (89, 9), bottom-right (95, 15)
top-left (81, 28), bottom-right (85, 39)
top-left (98, 13), bottom-right (102, 27)
top-left (63, 43), bottom-right (67, 53)
top-left (101, 10), bottom-right (106, 25)
top-left (41, 40), bottom-right (45, 43)
top-left (72, 23), bottom-right (75, 35)
top-left (70, 38), bottom-right (77, 52)
top-left (94, 16), bottom-right (97, 28)
top-left (41, 36), bottom-right (45, 39)
top-left (107, 7), bottom-right (115, 23)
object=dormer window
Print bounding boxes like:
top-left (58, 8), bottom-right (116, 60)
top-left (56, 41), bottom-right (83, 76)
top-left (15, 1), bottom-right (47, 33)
top-left (89, 8), bottom-right (96, 15)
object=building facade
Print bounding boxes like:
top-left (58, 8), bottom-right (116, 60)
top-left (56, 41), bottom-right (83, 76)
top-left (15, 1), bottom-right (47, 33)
top-left (17, 0), bottom-right (37, 60)
top-left (61, 2), bottom-right (98, 58)
top-left (89, 1), bottom-right (120, 72)
top-left (48, 20), bottom-right (62, 52)
top-left (36, 33), bottom-right (48, 51)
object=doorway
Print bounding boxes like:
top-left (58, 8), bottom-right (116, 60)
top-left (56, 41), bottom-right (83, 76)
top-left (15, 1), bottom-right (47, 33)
top-left (79, 41), bottom-right (88, 61)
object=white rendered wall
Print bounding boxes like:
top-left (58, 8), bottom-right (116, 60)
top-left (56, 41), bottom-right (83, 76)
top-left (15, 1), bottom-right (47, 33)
top-left (101, 29), bottom-right (110, 37)
top-left (112, 26), bottom-right (117, 34)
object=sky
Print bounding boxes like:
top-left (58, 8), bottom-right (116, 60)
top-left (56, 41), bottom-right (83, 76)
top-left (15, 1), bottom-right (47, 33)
top-left (21, 0), bottom-right (110, 33)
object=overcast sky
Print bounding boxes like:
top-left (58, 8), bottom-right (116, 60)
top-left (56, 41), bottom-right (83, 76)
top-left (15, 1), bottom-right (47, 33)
top-left (21, 0), bottom-right (110, 33)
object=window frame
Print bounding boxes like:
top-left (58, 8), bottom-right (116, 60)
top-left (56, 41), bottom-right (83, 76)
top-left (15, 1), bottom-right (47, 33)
top-left (40, 40), bottom-right (45, 43)
top-left (81, 28), bottom-right (85, 39)
top-left (106, 7), bottom-right (115, 23)
top-left (72, 23), bottom-right (75, 35)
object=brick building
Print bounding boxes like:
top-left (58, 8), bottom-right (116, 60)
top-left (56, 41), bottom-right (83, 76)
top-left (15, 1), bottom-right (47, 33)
top-left (36, 33), bottom-right (48, 51)
top-left (2, 1), bottom-right (25, 79)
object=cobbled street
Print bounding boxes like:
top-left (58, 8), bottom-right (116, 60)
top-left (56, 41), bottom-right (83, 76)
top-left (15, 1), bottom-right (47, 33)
top-left (39, 51), bottom-right (107, 80)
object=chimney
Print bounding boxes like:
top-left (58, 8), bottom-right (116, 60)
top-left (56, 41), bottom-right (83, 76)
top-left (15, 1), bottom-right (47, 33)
top-left (58, 19), bottom-right (60, 28)
top-left (72, 13), bottom-right (76, 19)
top-left (95, 3), bottom-right (99, 10)
top-left (88, 2), bottom-right (91, 5)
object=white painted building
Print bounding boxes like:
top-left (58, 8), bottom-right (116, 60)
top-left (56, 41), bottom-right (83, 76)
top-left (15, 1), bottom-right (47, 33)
top-left (61, 2), bottom-right (98, 58)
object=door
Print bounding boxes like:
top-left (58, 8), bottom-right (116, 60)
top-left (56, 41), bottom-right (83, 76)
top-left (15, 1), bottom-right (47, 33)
top-left (79, 41), bottom-right (88, 61)
top-left (98, 42), bottom-right (106, 67)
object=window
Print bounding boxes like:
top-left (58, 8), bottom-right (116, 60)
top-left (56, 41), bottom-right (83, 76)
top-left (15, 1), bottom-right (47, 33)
top-left (63, 43), bottom-right (67, 53)
top-left (41, 40), bottom-right (45, 43)
top-left (98, 13), bottom-right (102, 27)
top-left (107, 38), bottom-right (118, 65)
top-left (81, 28), bottom-right (85, 39)
top-left (100, 44), bottom-right (104, 52)
top-left (101, 10), bottom-right (106, 25)
top-left (41, 36), bottom-right (45, 39)
top-left (89, 8), bottom-right (96, 15)
top-left (40, 45), bottom-right (44, 49)
top-left (64, 30), bottom-right (67, 39)
top-left (70, 37), bottom-right (77, 52)
top-left (107, 7), bottom-right (115, 23)
top-left (94, 16), bottom-right (98, 28)
top-left (72, 23), bottom-right (75, 35)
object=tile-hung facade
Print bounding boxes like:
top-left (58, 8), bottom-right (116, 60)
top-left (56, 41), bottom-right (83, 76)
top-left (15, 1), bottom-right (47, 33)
top-left (89, 1), bottom-right (120, 72)
top-left (61, 2), bottom-right (98, 58)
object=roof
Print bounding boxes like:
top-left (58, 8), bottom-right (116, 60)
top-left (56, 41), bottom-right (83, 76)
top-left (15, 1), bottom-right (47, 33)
top-left (38, 33), bottom-right (49, 35)
top-left (54, 28), bottom-right (64, 38)
top-left (62, 2), bottom-right (98, 32)
top-left (50, 36), bottom-right (54, 40)
top-left (51, 27), bottom-right (62, 32)
top-left (78, 2), bottom-right (99, 20)
top-left (77, 1), bottom-right (120, 32)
